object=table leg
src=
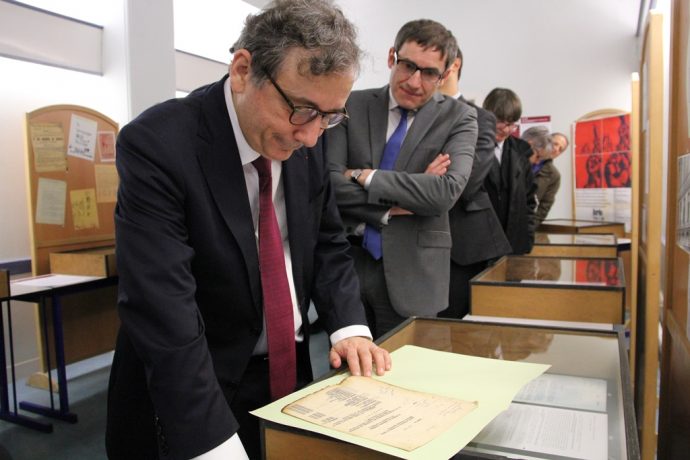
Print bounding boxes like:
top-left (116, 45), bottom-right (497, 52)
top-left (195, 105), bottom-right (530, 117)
top-left (19, 294), bottom-right (77, 423)
top-left (0, 300), bottom-right (52, 432)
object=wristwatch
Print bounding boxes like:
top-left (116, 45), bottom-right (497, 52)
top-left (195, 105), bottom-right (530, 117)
top-left (350, 169), bottom-right (362, 185)
top-left (351, 169), bottom-right (364, 184)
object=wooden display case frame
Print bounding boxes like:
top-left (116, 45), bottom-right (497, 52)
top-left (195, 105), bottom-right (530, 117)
top-left (470, 256), bottom-right (625, 324)
top-left (262, 318), bottom-right (639, 460)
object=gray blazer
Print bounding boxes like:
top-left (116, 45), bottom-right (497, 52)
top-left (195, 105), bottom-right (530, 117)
top-left (327, 85), bottom-right (477, 317)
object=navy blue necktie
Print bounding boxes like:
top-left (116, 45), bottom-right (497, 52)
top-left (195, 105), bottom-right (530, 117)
top-left (363, 108), bottom-right (408, 260)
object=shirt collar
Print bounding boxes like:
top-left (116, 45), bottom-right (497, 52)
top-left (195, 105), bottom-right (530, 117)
top-left (387, 88), bottom-right (417, 115)
top-left (224, 78), bottom-right (261, 166)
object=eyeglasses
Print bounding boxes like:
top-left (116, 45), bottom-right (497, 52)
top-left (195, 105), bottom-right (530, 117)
top-left (264, 72), bottom-right (349, 129)
top-left (496, 120), bottom-right (519, 132)
top-left (394, 52), bottom-right (447, 84)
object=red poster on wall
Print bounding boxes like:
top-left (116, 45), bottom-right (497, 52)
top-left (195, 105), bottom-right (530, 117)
top-left (573, 113), bottom-right (631, 230)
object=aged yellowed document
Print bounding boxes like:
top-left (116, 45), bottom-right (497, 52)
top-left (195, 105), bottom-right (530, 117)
top-left (282, 375), bottom-right (477, 451)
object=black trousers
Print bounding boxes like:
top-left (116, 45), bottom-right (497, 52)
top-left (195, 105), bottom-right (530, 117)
top-left (438, 260), bottom-right (488, 319)
top-left (106, 334), bottom-right (311, 460)
top-left (234, 344), bottom-right (311, 459)
top-left (349, 244), bottom-right (407, 340)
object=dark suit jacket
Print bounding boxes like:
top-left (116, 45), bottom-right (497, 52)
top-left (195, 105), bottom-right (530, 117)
top-left (485, 136), bottom-right (537, 255)
top-left (533, 159), bottom-right (561, 226)
top-left (106, 76), bottom-right (367, 459)
top-left (327, 86), bottom-right (477, 317)
top-left (449, 97), bottom-right (511, 265)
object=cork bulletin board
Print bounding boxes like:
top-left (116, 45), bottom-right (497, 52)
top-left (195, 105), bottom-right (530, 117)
top-left (24, 105), bottom-right (120, 367)
top-left (24, 105), bottom-right (118, 275)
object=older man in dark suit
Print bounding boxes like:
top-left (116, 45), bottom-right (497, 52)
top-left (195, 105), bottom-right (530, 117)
top-left (105, 1), bottom-right (390, 459)
top-left (438, 47), bottom-right (511, 319)
top-left (327, 19), bottom-right (477, 338)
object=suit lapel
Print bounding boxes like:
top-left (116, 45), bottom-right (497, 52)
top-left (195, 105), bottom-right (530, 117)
top-left (282, 151), bottom-right (307, 305)
top-left (396, 92), bottom-right (443, 171)
top-left (369, 87), bottom-right (390, 168)
top-left (195, 78), bottom-right (262, 312)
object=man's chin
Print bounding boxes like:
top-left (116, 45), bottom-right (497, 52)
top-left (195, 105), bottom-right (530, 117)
top-left (267, 146), bottom-right (302, 161)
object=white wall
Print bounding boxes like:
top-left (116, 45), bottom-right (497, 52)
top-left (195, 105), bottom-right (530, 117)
top-left (0, 0), bottom-right (643, 379)
top-left (340, 0), bottom-right (640, 221)
top-left (0, 0), bottom-right (641, 265)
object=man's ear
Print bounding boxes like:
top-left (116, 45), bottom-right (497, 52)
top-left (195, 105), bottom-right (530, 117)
top-left (452, 57), bottom-right (461, 73)
top-left (387, 47), bottom-right (396, 69)
top-left (229, 49), bottom-right (252, 93)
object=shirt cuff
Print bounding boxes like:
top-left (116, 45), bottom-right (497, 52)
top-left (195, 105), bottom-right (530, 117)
top-left (190, 433), bottom-right (248, 460)
top-left (380, 210), bottom-right (391, 225)
top-left (363, 170), bottom-right (375, 189)
top-left (329, 325), bottom-right (373, 345)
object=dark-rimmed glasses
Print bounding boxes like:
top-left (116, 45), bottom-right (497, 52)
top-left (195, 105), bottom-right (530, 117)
top-left (496, 120), bottom-right (519, 133)
top-left (394, 52), bottom-right (447, 84)
top-left (264, 72), bottom-right (349, 129)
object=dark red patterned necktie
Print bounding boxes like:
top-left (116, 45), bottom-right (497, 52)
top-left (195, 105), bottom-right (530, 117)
top-left (253, 156), bottom-right (296, 400)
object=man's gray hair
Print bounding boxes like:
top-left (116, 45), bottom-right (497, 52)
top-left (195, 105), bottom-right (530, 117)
top-left (231, 0), bottom-right (361, 84)
top-left (522, 126), bottom-right (554, 155)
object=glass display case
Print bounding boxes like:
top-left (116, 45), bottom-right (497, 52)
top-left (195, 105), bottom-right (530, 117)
top-left (262, 318), bottom-right (639, 459)
top-left (538, 219), bottom-right (625, 237)
top-left (529, 233), bottom-right (618, 258)
top-left (470, 256), bottom-right (625, 324)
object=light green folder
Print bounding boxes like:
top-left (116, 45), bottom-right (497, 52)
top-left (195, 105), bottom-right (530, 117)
top-left (252, 344), bottom-right (549, 459)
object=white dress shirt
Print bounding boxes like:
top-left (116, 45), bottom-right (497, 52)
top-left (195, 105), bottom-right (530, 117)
top-left (494, 140), bottom-right (505, 164)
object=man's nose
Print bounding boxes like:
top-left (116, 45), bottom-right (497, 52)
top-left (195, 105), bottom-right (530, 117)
top-left (406, 69), bottom-right (423, 87)
top-left (293, 117), bottom-right (324, 147)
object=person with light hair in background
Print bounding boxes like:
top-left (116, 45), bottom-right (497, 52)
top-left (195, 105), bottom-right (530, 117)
top-left (523, 127), bottom-right (565, 226)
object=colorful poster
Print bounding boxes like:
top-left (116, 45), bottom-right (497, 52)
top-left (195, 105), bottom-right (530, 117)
top-left (573, 114), bottom-right (632, 232)
top-left (98, 131), bottom-right (116, 162)
top-left (574, 259), bottom-right (621, 286)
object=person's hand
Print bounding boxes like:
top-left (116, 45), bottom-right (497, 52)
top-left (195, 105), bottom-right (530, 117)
top-left (424, 153), bottom-right (450, 176)
top-left (329, 336), bottom-right (392, 377)
top-left (389, 207), bottom-right (413, 216)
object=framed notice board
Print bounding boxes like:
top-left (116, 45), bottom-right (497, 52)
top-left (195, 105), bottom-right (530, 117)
top-left (24, 105), bottom-right (120, 367)
top-left (635, 11), bottom-right (664, 460)
top-left (658, 0), bottom-right (690, 458)
top-left (24, 105), bottom-right (118, 275)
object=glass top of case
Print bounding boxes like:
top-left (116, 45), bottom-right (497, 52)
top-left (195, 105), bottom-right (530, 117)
top-left (535, 232), bottom-right (618, 246)
top-left (540, 219), bottom-right (624, 228)
top-left (474, 255), bottom-right (624, 287)
top-left (377, 318), bottom-right (631, 460)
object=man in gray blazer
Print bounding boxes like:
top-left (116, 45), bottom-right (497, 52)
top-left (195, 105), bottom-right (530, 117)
top-left (438, 46), bottom-right (512, 319)
top-left (327, 19), bottom-right (477, 338)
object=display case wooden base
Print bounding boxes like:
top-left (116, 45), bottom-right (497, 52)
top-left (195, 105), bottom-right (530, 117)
top-left (470, 256), bottom-right (625, 324)
top-left (262, 318), bottom-right (639, 460)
